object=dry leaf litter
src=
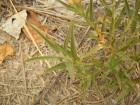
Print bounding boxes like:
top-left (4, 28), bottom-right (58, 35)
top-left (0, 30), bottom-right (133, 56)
top-left (0, 0), bottom-right (139, 105)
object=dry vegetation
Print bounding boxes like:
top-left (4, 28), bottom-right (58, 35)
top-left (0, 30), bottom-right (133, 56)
top-left (0, 0), bottom-right (140, 105)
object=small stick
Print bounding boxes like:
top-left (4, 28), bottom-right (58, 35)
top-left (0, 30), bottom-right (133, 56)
top-left (78, 26), bottom-right (91, 49)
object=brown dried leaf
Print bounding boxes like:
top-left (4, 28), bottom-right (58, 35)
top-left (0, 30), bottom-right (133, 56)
top-left (22, 11), bottom-right (53, 42)
top-left (0, 44), bottom-right (15, 64)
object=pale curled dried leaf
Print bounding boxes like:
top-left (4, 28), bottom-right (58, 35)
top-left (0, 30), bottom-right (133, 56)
top-left (0, 10), bottom-right (27, 39)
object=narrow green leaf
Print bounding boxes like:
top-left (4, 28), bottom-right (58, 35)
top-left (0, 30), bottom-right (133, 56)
top-left (56, 0), bottom-right (71, 7)
top-left (131, 21), bottom-right (137, 34)
top-left (92, 73), bottom-right (103, 99)
top-left (130, 55), bottom-right (140, 62)
top-left (76, 59), bottom-right (103, 67)
top-left (109, 0), bottom-right (115, 42)
top-left (30, 24), bottom-right (60, 53)
top-left (44, 62), bottom-right (66, 74)
top-left (65, 60), bottom-right (75, 80)
top-left (81, 44), bottom-right (103, 58)
top-left (130, 0), bottom-right (140, 33)
top-left (133, 16), bottom-right (140, 22)
top-left (116, 52), bottom-right (131, 61)
top-left (116, 86), bottom-right (130, 101)
top-left (114, 71), bottom-right (121, 89)
top-left (109, 57), bottom-right (121, 70)
top-left (56, 0), bottom-right (84, 15)
top-left (124, 0), bottom-right (131, 18)
top-left (134, 0), bottom-right (140, 15)
top-left (115, 0), bottom-right (121, 9)
top-left (118, 39), bottom-right (140, 52)
top-left (109, 15), bottom-right (115, 41)
top-left (25, 56), bottom-right (63, 62)
top-left (70, 22), bottom-right (77, 59)
top-left (82, 75), bottom-right (92, 91)
top-left (56, 0), bottom-right (76, 12)
top-left (64, 28), bottom-right (71, 51)
top-left (86, 5), bottom-right (90, 19)
top-left (119, 19), bottom-right (133, 45)
top-left (132, 76), bottom-right (140, 84)
top-left (100, 0), bottom-right (112, 16)
top-left (73, 20), bottom-right (88, 26)
top-left (101, 16), bottom-right (106, 32)
top-left (115, 7), bottom-right (125, 29)
top-left (89, 0), bottom-right (93, 21)
top-left (30, 24), bottom-right (69, 56)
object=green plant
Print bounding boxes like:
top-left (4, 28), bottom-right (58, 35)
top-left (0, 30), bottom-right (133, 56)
top-left (26, 0), bottom-right (140, 103)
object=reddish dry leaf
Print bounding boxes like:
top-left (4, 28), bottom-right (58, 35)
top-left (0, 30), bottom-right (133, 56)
top-left (0, 44), bottom-right (15, 64)
top-left (22, 11), bottom-right (53, 42)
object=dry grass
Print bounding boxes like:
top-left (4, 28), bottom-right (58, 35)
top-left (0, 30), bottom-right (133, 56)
top-left (0, 0), bottom-right (140, 105)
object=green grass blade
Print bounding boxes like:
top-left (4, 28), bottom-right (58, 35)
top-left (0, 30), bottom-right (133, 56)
top-left (80, 44), bottom-right (103, 59)
top-left (30, 24), bottom-right (60, 53)
top-left (56, 0), bottom-right (76, 12)
top-left (76, 59), bottom-right (103, 67)
top-left (114, 71), bottom-right (121, 89)
top-left (135, 0), bottom-right (140, 13)
top-left (65, 59), bottom-right (75, 80)
top-left (86, 4), bottom-right (90, 19)
top-left (133, 16), bottom-right (140, 22)
top-left (130, 0), bottom-right (140, 33)
top-left (56, 0), bottom-right (83, 15)
top-left (116, 86), bottom-right (131, 101)
top-left (131, 21), bottom-right (137, 34)
top-left (115, 0), bottom-right (121, 9)
top-left (30, 24), bottom-right (69, 55)
top-left (25, 56), bottom-right (63, 62)
top-left (124, 0), bottom-right (131, 18)
top-left (82, 74), bottom-right (92, 91)
top-left (92, 72), bottom-right (104, 100)
top-left (89, 0), bottom-right (93, 21)
top-left (118, 39), bottom-right (140, 52)
top-left (119, 18), bottom-right (133, 45)
top-left (64, 27), bottom-right (71, 51)
top-left (109, 57), bottom-right (121, 70)
top-left (100, 0), bottom-right (112, 16)
top-left (132, 76), bottom-right (140, 84)
top-left (115, 7), bottom-right (125, 29)
top-left (101, 16), bottom-right (106, 32)
top-left (109, 0), bottom-right (116, 42)
top-left (130, 55), bottom-right (140, 62)
top-left (70, 22), bottom-right (77, 59)
top-left (44, 62), bottom-right (66, 74)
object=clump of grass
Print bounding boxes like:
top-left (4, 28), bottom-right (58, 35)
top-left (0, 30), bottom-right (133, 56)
top-left (26, 0), bottom-right (140, 103)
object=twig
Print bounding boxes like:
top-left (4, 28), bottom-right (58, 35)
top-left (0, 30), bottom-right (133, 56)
top-left (78, 26), bottom-right (91, 49)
